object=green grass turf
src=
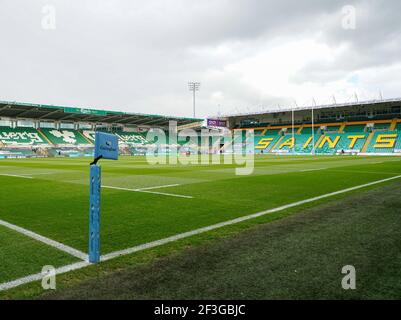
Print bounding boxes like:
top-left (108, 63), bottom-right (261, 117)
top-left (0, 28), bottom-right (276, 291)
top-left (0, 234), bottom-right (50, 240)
top-left (0, 155), bottom-right (400, 291)
top-left (40, 180), bottom-right (401, 299)
top-left (0, 226), bottom-right (79, 283)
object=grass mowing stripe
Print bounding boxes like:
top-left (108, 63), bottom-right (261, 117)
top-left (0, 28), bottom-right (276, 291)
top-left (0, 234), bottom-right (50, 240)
top-left (0, 261), bottom-right (90, 291)
top-left (136, 190), bottom-right (193, 199)
top-left (46, 180), bottom-right (401, 300)
top-left (0, 174), bottom-right (32, 179)
top-left (102, 185), bottom-right (193, 199)
top-left (300, 168), bottom-right (327, 172)
top-left (330, 169), bottom-right (401, 175)
top-left (0, 219), bottom-right (87, 261)
top-left (1, 174), bottom-right (401, 292)
top-left (136, 184), bottom-right (181, 191)
top-left (100, 174), bottom-right (401, 261)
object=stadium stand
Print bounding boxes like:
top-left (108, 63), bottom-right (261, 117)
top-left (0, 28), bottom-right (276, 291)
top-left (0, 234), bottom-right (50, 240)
top-left (254, 128), bottom-right (282, 154)
top-left (1, 121), bottom-right (400, 157)
top-left (1, 99), bottom-right (401, 158)
top-left (115, 131), bottom-right (152, 145)
top-left (40, 128), bottom-right (91, 146)
top-left (81, 130), bottom-right (96, 143)
top-left (316, 133), bottom-right (367, 154)
top-left (0, 100), bottom-right (202, 158)
top-left (252, 121), bottom-right (401, 155)
top-left (365, 131), bottom-right (399, 154)
top-left (0, 127), bottom-right (46, 145)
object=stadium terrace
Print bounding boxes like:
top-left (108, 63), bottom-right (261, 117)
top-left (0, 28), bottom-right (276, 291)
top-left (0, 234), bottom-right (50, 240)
top-left (224, 98), bottom-right (401, 156)
top-left (0, 98), bottom-right (401, 158)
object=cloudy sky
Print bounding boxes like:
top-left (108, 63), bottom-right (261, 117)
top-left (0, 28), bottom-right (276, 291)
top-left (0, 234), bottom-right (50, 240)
top-left (1, 0), bottom-right (400, 118)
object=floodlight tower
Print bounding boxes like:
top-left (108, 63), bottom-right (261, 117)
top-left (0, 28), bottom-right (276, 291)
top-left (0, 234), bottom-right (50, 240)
top-left (188, 82), bottom-right (201, 118)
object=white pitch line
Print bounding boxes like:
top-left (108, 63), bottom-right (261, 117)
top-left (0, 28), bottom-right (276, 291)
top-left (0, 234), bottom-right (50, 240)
top-left (2, 174), bottom-right (401, 291)
top-left (331, 169), bottom-right (401, 176)
top-left (0, 174), bottom-right (33, 179)
top-left (103, 185), bottom-right (193, 199)
top-left (137, 190), bottom-right (193, 199)
top-left (300, 168), bottom-right (328, 172)
top-left (0, 261), bottom-right (90, 291)
top-left (0, 219), bottom-right (87, 261)
top-left (136, 184), bottom-right (181, 191)
top-left (28, 172), bottom-right (54, 176)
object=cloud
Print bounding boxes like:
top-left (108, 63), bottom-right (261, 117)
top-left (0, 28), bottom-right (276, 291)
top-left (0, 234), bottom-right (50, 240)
top-left (0, 0), bottom-right (399, 118)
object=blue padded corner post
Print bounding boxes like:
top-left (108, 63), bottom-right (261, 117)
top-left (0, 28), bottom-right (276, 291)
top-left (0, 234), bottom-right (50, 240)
top-left (89, 164), bottom-right (101, 263)
top-left (89, 132), bottom-right (118, 263)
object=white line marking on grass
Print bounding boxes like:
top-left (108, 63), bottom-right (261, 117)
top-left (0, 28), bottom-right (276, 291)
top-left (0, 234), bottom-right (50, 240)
top-left (101, 174), bottom-right (401, 262)
top-left (28, 172), bottom-right (54, 176)
top-left (0, 219), bottom-right (87, 261)
top-left (300, 168), bottom-right (328, 172)
top-left (331, 169), bottom-right (401, 176)
top-left (137, 190), bottom-right (193, 199)
top-left (136, 184), bottom-right (181, 191)
top-left (0, 174), bottom-right (33, 179)
top-left (0, 261), bottom-right (90, 291)
top-left (103, 185), bottom-right (193, 199)
top-left (2, 174), bottom-right (401, 291)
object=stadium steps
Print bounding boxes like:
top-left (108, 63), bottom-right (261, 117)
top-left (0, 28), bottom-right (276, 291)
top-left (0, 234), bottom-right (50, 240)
top-left (37, 128), bottom-right (54, 146)
top-left (361, 132), bottom-right (374, 153)
top-left (269, 135), bottom-right (285, 153)
top-left (390, 119), bottom-right (398, 131)
top-left (253, 129), bottom-right (265, 136)
top-left (395, 132), bottom-right (401, 150)
top-left (77, 131), bottom-right (94, 145)
top-left (314, 134), bottom-right (324, 149)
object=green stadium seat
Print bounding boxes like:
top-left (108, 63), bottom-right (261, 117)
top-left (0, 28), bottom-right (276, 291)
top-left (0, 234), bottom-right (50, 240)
top-left (300, 127), bottom-right (320, 134)
top-left (316, 133), bottom-right (367, 154)
top-left (374, 123), bottom-right (391, 131)
top-left (366, 131), bottom-right (399, 154)
top-left (343, 124), bottom-right (366, 133)
top-left (115, 131), bottom-right (154, 145)
top-left (40, 128), bottom-right (91, 145)
top-left (0, 127), bottom-right (47, 145)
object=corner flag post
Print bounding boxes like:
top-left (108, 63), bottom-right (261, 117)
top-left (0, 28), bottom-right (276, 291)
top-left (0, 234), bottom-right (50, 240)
top-left (89, 165), bottom-right (101, 263)
top-left (89, 132), bottom-right (119, 263)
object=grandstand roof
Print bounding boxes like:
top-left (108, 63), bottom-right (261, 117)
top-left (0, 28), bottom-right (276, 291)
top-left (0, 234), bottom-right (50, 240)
top-left (0, 100), bottom-right (203, 127)
top-left (223, 98), bottom-right (401, 118)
